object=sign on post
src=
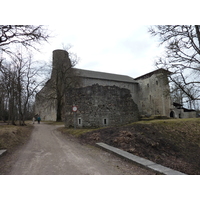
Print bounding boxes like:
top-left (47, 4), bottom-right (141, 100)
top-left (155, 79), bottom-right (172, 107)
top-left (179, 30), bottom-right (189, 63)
top-left (72, 106), bottom-right (78, 112)
top-left (72, 106), bottom-right (78, 129)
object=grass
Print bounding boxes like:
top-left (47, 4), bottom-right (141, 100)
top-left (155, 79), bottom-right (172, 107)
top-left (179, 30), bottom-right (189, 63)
top-left (59, 118), bottom-right (200, 139)
top-left (0, 122), bottom-right (33, 151)
top-left (43, 121), bottom-right (65, 125)
top-left (59, 127), bottom-right (103, 137)
top-left (131, 118), bottom-right (200, 158)
top-left (69, 117), bottom-right (200, 174)
top-left (1, 118), bottom-right (199, 174)
top-left (134, 117), bottom-right (200, 124)
top-left (133, 118), bottom-right (200, 138)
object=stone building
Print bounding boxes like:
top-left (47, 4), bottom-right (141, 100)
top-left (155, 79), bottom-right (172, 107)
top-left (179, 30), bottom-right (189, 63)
top-left (65, 84), bottom-right (139, 128)
top-left (135, 69), bottom-right (171, 117)
top-left (170, 102), bottom-right (196, 118)
top-left (35, 49), bottom-right (173, 127)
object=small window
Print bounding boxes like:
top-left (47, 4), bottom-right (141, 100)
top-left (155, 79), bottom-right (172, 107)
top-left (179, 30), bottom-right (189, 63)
top-left (147, 83), bottom-right (149, 88)
top-left (103, 118), bottom-right (107, 125)
top-left (78, 118), bottom-right (82, 126)
top-left (156, 81), bottom-right (158, 85)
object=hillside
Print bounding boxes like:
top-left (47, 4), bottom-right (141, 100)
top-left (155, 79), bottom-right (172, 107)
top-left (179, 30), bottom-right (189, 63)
top-left (78, 118), bottom-right (200, 175)
top-left (0, 123), bottom-right (33, 174)
top-left (1, 119), bottom-right (200, 175)
top-left (0, 124), bottom-right (33, 151)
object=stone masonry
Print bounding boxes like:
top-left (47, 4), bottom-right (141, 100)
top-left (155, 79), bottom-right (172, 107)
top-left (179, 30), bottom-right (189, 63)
top-left (65, 84), bottom-right (139, 128)
top-left (36, 49), bottom-right (190, 127)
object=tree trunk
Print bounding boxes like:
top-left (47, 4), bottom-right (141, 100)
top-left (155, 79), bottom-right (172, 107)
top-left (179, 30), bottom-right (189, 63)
top-left (195, 25), bottom-right (200, 49)
top-left (56, 100), bottom-right (62, 122)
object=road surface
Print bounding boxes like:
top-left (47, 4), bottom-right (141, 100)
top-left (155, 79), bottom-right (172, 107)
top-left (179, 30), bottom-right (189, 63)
top-left (7, 123), bottom-right (155, 175)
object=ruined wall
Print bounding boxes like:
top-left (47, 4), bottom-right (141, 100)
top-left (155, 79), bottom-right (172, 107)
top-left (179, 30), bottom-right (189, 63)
top-left (171, 108), bottom-right (196, 119)
top-left (65, 84), bottom-right (139, 128)
top-left (182, 111), bottom-right (196, 118)
top-left (35, 49), bottom-right (173, 123)
top-left (35, 80), bottom-right (57, 121)
top-left (135, 70), bottom-right (171, 117)
top-left (78, 77), bottom-right (139, 105)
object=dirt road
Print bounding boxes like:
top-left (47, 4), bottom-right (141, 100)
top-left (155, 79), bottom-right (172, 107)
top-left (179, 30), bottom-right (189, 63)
top-left (7, 123), bottom-right (155, 175)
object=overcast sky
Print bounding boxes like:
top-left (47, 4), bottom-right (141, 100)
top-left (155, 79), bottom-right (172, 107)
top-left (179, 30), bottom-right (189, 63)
top-left (6, 0), bottom-right (196, 79)
top-left (35, 24), bottom-right (164, 78)
top-left (4, 0), bottom-right (199, 80)
top-left (29, 0), bottom-right (172, 79)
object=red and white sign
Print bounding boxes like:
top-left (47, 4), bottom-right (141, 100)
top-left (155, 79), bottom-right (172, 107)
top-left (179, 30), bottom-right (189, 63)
top-left (72, 106), bottom-right (78, 112)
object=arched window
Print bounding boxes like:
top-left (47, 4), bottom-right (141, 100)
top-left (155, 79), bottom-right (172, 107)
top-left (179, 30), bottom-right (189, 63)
top-left (170, 111), bottom-right (175, 118)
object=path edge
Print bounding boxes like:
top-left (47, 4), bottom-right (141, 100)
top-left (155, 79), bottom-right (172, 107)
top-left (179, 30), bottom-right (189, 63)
top-left (96, 142), bottom-right (186, 175)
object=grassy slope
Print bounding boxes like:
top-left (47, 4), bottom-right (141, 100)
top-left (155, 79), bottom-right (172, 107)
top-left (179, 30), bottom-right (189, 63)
top-left (0, 123), bottom-right (33, 152)
top-left (60, 118), bottom-right (200, 174)
top-left (131, 119), bottom-right (200, 173)
top-left (1, 119), bottom-right (199, 174)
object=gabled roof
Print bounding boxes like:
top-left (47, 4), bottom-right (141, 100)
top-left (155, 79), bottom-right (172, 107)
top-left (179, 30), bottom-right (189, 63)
top-left (173, 102), bottom-right (196, 112)
top-left (173, 102), bottom-right (183, 107)
top-left (74, 68), bottom-right (138, 84)
top-left (134, 68), bottom-right (171, 80)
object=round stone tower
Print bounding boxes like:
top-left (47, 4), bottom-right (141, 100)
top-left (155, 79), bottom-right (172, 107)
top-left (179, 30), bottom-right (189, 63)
top-left (51, 49), bottom-right (71, 79)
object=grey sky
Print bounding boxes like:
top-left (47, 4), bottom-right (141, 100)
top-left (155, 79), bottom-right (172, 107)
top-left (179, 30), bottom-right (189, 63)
top-left (34, 24), bottom-right (164, 78)
top-left (5, 0), bottom-right (195, 79)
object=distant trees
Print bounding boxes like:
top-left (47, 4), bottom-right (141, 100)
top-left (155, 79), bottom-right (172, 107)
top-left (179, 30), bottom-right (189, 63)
top-left (0, 25), bottom-right (50, 124)
top-left (149, 25), bottom-right (200, 108)
top-left (0, 51), bottom-right (47, 125)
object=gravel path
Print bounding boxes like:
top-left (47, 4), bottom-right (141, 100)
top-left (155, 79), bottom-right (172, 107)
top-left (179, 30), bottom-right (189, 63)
top-left (7, 123), bottom-right (155, 175)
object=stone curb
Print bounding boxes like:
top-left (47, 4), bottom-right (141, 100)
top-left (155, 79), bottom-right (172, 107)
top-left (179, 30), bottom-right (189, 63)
top-left (96, 142), bottom-right (186, 175)
top-left (0, 149), bottom-right (7, 157)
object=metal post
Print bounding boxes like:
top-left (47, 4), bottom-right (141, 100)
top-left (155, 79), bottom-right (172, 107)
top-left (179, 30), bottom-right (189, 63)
top-left (72, 105), bottom-right (77, 129)
top-left (74, 111), bottom-right (77, 129)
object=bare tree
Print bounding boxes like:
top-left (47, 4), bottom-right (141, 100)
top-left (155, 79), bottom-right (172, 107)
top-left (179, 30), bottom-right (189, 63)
top-left (149, 25), bottom-right (200, 107)
top-left (52, 49), bottom-right (80, 121)
top-left (36, 48), bottom-right (80, 122)
top-left (0, 62), bottom-right (17, 124)
top-left (0, 25), bottom-right (50, 55)
top-left (62, 43), bottom-right (80, 67)
top-left (0, 50), bottom-right (48, 125)
top-left (0, 25), bottom-right (50, 124)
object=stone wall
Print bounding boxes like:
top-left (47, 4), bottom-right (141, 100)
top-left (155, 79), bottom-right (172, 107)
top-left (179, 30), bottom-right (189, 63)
top-left (135, 69), bottom-right (171, 117)
top-left (35, 50), bottom-right (174, 123)
top-left (35, 80), bottom-right (57, 121)
top-left (78, 76), bottom-right (139, 105)
top-left (65, 84), bottom-right (139, 128)
top-left (35, 49), bottom-right (74, 121)
top-left (171, 108), bottom-right (196, 119)
top-left (73, 68), bottom-right (139, 105)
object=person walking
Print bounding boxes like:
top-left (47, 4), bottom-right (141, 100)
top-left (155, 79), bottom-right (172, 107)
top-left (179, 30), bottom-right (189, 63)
top-left (32, 116), bottom-right (35, 124)
top-left (37, 116), bottom-right (41, 124)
